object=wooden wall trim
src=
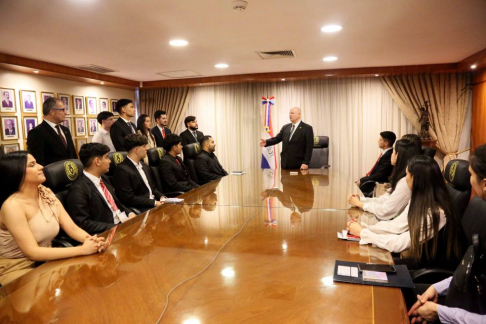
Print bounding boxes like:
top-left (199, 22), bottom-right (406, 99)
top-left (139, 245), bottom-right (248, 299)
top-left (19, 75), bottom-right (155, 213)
top-left (471, 69), bottom-right (486, 152)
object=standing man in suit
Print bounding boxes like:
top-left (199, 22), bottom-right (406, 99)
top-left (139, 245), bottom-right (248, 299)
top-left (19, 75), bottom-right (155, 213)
top-left (27, 97), bottom-right (77, 166)
top-left (151, 110), bottom-right (172, 147)
top-left (195, 135), bottom-right (228, 184)
top-left (356, 131), bottom-right (396, 186)
top-left (159, 134), bottom-right (199, 192)
top-left (112, 134), bottom-right (165, 213)
top-left (180, 116), bottom-right (204, 147)
top-left (2, 91), bottom-right (12, 108)
top-left (260, 107), bottom-right (314, 170)
top-left (66, 143), bottom-right (135, 234)
top-left (110, 99), bottom-right (137, 151)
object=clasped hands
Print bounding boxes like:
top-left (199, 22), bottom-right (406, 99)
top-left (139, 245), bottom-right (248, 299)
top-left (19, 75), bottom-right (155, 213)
top-left (407, 285), bottom-right (440, 323)
top-left (82, 234), bottom-right (106, 254)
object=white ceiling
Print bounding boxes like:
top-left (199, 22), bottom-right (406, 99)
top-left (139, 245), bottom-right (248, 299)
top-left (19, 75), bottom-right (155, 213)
top-left (0, 0), bottom-right (485, 82)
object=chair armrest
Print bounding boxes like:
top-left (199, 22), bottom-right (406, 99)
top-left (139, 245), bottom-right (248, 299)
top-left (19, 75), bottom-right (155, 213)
top-left (163, 192), bottom-right (184, 198)
top-left (411, 267), bottom-right (455, 284)
top-left (52, 237), bottom-right (75, 248)
top-left (128, 207), bottom-right (141, 215)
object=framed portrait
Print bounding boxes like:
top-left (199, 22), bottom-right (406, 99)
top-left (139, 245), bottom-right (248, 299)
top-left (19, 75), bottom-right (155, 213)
top-left (1, 116), bottom-right (19, 140)
top-left (41, 91), bottom-right (55, 103)
top-left (2, 143), bottom-right (20, 154)
top-left (86, 97), bottom-right (97, 115)
top-left (76, 138), bottom-right (87, 153)
top-left (62, 117), bottom-right (72, 132)
top-left (110, 99), bottom-right (118, 115)
top-left (59, 94), bottom-right (72, 116)
top-left (20, 90), bottom-right (37, 114)
top-left (0, 88), bottom-right (16, 113)
top-left (23, 117), bottom-right (38, 138)
top-left (88, 118), bottom-right (98, 136)
top-left (74, 117), bottom-right (86, 136)
top-left (73, 96), bottom-right (85, 115)
top-left (99, 98), bottom-right (109, 112)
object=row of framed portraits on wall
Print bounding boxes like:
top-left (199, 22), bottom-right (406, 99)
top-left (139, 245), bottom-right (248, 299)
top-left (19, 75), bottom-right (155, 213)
top-left (1, 87), bottom-right (119, 116)
top-left (2, 137), bottom-right (92, 155)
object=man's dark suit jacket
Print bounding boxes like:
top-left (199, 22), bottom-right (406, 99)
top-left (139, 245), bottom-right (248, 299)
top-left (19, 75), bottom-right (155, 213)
top-left (180, 129), bottom-right (204, 147)
top-left (27, 120), bottom-right (77, 166)
top-left (66, 174), bottom-right (131, 234)
top-left (151, 126), bottom-right (172, 148)
top-left (265, 121), bottom-right (314, 169)
top-left (5, 127), bottom-right (15, 136)
top-left (195, 150), bottom-right (228, 184)
top-left (110, 117), bottom-right (137, 151)
top-left (159, 154), bottom-right (199, 192)
top-left (2, 100), bottom-right (12, 107)
top-left (359, 149), bottom-right (393, 184)
top-left (25, 101), bottom-right (34, 109)
top-left (112, 158), bottom-right (163, 212)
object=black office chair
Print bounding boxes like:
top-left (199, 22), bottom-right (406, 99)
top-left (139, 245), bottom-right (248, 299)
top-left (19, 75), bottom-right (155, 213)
top-left (182, 143), bottom-right (201, 184)
top-left (444, 159), bottom-right (471, 219)
top-left (146, 147), bottom-right (183, 197)
top-left (106, 151), bottom-right (128, 181)
top-left (0, 146), bottom-right (4, 158)
top-left (43, 159), bottom-right (84, 247)
top-left (422, 146), bottom-right (436, 158)
top-left (309, 136), bottom-right (330, 169)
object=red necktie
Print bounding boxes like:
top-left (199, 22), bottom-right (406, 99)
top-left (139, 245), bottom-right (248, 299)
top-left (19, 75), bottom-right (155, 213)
top-left (162, 128), bottom-right (166, 138)
top-left (366, 153), bottom-right (382, 176)
top-left (100, 179), bottom-right (119, 211)
top-left (55, 125), bottom-right (68, 150)
top-left (175, 158), bottom-right (182, 166)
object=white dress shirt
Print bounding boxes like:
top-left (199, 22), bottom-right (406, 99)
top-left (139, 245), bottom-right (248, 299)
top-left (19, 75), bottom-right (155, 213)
top-left (92, 128), bottom-right (116, 152)
top-left (45, 119), bottom-right (67, 142)
top-left (360, 177), bottom-right (411, 220)
top-left (359, 203), bottom-right (447, 253)
top-left (127, 157), bottom-right (155, 206)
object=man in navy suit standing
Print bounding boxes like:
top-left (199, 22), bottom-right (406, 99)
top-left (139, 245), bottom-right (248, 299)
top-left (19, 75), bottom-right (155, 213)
top-left (151, 110), bottom-right (172, 147)
top-left (110, 99), bottom-right (137, 151)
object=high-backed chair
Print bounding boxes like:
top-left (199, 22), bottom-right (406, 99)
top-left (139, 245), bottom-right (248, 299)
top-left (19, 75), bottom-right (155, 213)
top-left (182, 143), bottom-right (201, 184)
top-left (422, 146), bottom-right (436, 158)
top-left (146, 147), bottom-right (183, 197)
top-left (0, 146), bottom-right (4, 158)
top-left (444, 159), bottom-right (471, 219)
top-left (309, 136), bottom-right (330, 169)
top-left (106, 151), bottom-right (128, 181)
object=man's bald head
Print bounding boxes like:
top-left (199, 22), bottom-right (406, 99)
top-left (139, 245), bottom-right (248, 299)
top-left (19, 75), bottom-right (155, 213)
top-left (289, 107), bottom-right (301, 123)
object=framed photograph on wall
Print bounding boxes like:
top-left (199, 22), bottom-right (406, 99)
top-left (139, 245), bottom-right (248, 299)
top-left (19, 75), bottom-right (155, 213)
top-left (76, 138), bottom-right (87, 153)
top-left (73, 96), bottom-right (85, 115)
top-left (59, 93), bottom-right (72, 116)
top-left (1, 116), bottom-right (19, 140)
top-left (100, 98), bottom-right (109, 112)
top-left (110, 99), bottom-right (118, 115)
top-left (86, 97), bottom-right (97, 115)
top-left (41, 91), bottom-right (55, 103)
top-left (74, 117), bottom-right (86, 136)
top-left (88, 118), bottom-right (98, 136)
top-left (20, 90), bottom-right (37, 114)
top-left (2, 143), bottom-right (20, 154)
top-left (62, 117), bottom-right (72, 132)
top-left (23, 117), bottom-right (38, 138)
top-left (1, 88), bottom-right (16, 113)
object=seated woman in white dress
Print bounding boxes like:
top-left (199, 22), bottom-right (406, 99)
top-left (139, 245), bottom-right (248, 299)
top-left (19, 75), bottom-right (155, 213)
top-left (348, 139), bottom-right (421, 220)
top-left (0, 151), bottom-right (105, 286)
top-left (348, 155), bottom-right (463, 268)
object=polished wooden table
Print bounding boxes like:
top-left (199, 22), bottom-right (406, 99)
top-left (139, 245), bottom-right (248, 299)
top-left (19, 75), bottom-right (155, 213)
top-left (0, 169), bottom-right (408, 323)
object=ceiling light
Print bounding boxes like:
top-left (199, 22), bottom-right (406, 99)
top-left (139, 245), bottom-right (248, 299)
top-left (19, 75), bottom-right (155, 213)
top-left (100, 81), bottom-right (105, 85)
top-left (323, 56), bottom-right (338, 62)
top-left (375, 74), bottom-right (379, 77)
top-left (325, 74), bottom-right (334, 77)
top-left (471, 64), bottom-right (477, 69)
top-left (215, 63), bottom-right (229, 68)
top-left (33, 70), bottom-right (39, 73)
top-left (321, 25), bottom-right (342, 33)
top-left (169, 40), bottom-right (188, 46)
top-left (281, 78), bottom-right (286, 81)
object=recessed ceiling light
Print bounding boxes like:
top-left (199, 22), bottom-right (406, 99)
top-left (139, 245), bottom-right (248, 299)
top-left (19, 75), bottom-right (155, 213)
top-left (323, 56), bottom-right (338, 62)
top-left (375, 74), bottom-right (379, 77)
top-left (215, 63), bottom-right (229, 68)
top-left (100, 81), bottom-right (105, 85)
top-left (33, 70), bottom-right (39, 73)
top-left (321, 25), bottom-right (342, 33)
top-left (169, 39), bottom-right (188, 46)
top-left (471, 64), bottom-right (477, 69)
top-left (325, 74), bottom-right (334, 76)
top-left (281, 78), bottom-right (286, 81)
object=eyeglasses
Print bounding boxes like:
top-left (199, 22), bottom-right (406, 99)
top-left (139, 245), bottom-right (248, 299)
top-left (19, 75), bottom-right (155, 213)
top-left (52, 108), bottom-right (66, 112)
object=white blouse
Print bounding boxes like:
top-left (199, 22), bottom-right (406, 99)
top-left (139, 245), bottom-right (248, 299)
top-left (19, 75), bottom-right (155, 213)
top-left (359, 177), bottom-right (411, 220)
top-left (359, 203), bottom-right (447, 253)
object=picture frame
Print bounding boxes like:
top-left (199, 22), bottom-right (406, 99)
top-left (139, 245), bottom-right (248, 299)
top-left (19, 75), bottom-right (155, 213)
top-left (86, 97), bottom-right (97, 115)
top-left (20, 90), bottom-right (37, 114)
top-left (41, 91), bottom-right (55, 103)
top-left (76, 138), bottom-right (87, 153)
top-left (62, 117), bottom-right (72, 132)
top-left (0, 88), bottom-right (16, 113)
top-left (1, 116), bottom-right (19, 140)
top-left (59, 93), bottom-right (72, 116)
top-left (110, 99), bottom-right (118, 115)
top-left (88, 117), bottom-right (98, 136)
top-left (99, 98), bottom-right (109, 112)
top-left (23, 117), bottom-right (38, 138)
top-left (74, 117), bottom-right (86, 136)
top-left (73, 96), bottom-right (85, 115)
top-left (2, 143), bottom-right (20, 154)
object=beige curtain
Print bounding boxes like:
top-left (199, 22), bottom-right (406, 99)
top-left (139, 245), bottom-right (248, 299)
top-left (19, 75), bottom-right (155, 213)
top-left (381, 73), bottom-right (471, 164)
top-left (139, 87), bottom-right (194, 132)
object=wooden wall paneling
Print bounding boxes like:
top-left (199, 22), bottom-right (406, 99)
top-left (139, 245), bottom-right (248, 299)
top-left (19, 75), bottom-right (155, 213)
top-left (471, 69), bottom-right (486, 151)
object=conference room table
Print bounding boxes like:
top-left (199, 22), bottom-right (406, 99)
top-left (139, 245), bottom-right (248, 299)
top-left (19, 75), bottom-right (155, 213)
top-left (0, 168), bottom-right (409, 323)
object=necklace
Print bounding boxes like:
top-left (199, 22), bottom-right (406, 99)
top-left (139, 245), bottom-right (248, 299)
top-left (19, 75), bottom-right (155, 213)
top-left (38, 200), bottom-right (55, 223)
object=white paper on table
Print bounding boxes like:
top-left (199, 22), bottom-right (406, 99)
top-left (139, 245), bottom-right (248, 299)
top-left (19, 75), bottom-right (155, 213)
top-left (351, 267), bottom-right (359, 277)
top-left (337, 265), bottom-right (351, 276)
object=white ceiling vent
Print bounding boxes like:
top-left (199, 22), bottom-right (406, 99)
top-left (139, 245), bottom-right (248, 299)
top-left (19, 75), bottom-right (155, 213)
top-left (256, 50), bottom-right (296, 60)
top-left (73, 64), bottom-right (118, 74)
top-left (156, 70), bottom-right (203, 78)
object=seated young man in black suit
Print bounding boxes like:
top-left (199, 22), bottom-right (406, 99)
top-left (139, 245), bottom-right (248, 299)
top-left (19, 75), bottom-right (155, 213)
top-left (195, 135), bottom-right (228, 184)
top-left (151, 110), bottom-right (172, 147)
top-left (110, 99), bottom-right (137, 151)
top-left (66, 143), bottom-right (135, 234)
top-left (159, 134), bottom-right (199, 192)
top-left (112, 134), bottom-right (165, 213)
top-left (180, 116), bottom-right (204, 147)
top-left (357, 131), bottom-right (396, 187)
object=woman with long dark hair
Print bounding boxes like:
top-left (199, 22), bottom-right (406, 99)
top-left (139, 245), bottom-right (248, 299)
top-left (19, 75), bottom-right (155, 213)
top-left (348, 139), bottom-right (421, 220)
top-left (348, 155), bottom-right (462, 265)
top-left (136, 114), bottom-right (156, 163)
top-left (0, 152), bottom-right (105, 285)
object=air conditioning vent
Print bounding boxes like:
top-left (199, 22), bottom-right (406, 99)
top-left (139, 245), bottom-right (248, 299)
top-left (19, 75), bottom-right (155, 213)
top-left (73, 65), bottom-right (117, 74)
top-left (156, 70), bottom-right (203, 78)
top-left (256, 50), bottom-right (296, 60)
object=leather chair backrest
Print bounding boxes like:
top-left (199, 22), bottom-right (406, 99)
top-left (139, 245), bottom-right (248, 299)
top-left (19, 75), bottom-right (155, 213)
top-left (422, 146), bottom-right (436, 158)
top-left (444, 159), bottom-right (471, 219)
top-left (309, 136), bottom-right (329, 168)
top-left (43, 159), bottom-right (84, 193)
top-left (107, 152), bottom-right (127, 177)
top-left (462, 196), bottom-right (486, 249)
top-left (0, 146), bottom-right (4, 158)
top-left (182, 143), bottom-right (201, 183)
top-left (147, 147), bottom-right (165, 192)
